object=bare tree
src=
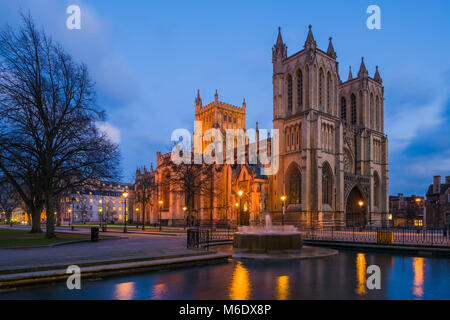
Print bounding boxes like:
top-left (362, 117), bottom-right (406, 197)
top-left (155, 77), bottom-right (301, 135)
top-left (0, 177), bottom-right (22, 226)
top-left (162, 157), bottom-right (222, 227)
top-left (135, 170), bottom-right (156, 230)
top-left (0, 15), bottom-right (120, 238)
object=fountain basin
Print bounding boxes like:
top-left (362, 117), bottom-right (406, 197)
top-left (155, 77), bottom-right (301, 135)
top-left (233, 232), bottom-right (302, 253)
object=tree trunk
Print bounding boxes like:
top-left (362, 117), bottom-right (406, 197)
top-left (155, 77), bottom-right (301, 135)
top-left (45, 191), bottom-right (56, 238)
top-left (30, 207), bottom-right (42, 233)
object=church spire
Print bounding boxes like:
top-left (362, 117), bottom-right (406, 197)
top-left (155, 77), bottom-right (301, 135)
top-left (348, 66), bottom-right (353, 81)
top-left (214, 89), bottom-right (219, 102)
top-left (195, 89), bottom-right (202, 106)
top-left (358, 57), bottom-right (368, 78)
top-left (374, 65), bottom-right (383, 84)
top-left (272, 27), bottom-right (287, 60)
top-left (304, 24), bottom-right (317, 50)
top-left (327, 37), bottom-right (337, 59)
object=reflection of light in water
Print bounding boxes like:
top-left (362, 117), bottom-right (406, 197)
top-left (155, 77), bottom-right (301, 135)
top-left (413, 257), bottom-right (425, 299)
top-left (114, 281), bottom-right (135, 300)
top-left (277, 276), bottom-right (290, 300)
top-left (356, 253), bottom-right (367, 295)
top-left (152, 283), bottom-right (168, 299)
top-left (229, 261), bottom-right (250, 300)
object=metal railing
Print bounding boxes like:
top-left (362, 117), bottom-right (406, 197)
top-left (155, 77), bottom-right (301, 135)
top-left (186, 227), bottom-right (235, 248)
top-left (186, 224), bottom-right (450, 248)
top-left (300, 226), bottom-right (450, 246)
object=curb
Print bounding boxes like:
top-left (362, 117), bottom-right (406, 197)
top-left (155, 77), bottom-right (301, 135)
top-left (303, 240), bottom-right (450, 256)
top-left (0, 252), bottom-right (230, 289)
top-left (0, 236), bottom-right (125, 250)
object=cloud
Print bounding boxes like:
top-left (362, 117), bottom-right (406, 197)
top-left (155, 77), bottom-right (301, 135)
top-left (97, 122), bottom-right (121, 144)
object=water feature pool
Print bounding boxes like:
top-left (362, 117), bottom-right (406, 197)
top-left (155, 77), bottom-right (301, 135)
top-left (1, 247), bottom-right (449, 300)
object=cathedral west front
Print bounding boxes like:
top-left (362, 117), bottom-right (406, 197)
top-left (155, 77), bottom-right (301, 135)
top-left (135, 25), bottom-right (389, 228)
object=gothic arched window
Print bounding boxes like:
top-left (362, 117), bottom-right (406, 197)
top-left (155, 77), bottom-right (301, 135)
top-left (297, 69), bottom-right (303, 109)
top-left (319, 69), bottom-right (324, 107)
top-left (374, 171), bottom-right (381, 208)
top-left (351, 94), bottom-right (357, 125)
top-left (327, 72), bottom-right (332, 112)
top-left (322, 164), bottom-right (332, 205)
top-left (287, 74), bottom-right (293, 113)
top-left (376, 96), bottom-right (380, 130)
top-left (161, 171), bottom-right (170, 210)
top-left (288, 167), bottom-right (301, 204)
top-left (341, 97), bottom-right (347, 122)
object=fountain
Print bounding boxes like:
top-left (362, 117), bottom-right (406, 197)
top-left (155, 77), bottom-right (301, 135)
top-left (233, 214), bottom-right (302, 253)
top-left (232, 214), bottom-right (338, 260)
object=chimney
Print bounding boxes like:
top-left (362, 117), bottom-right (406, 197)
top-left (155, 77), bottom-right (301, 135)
top-left (433, 176), bottom-right (441, 194)
top-left (446, 176), bottom-right (450, 184)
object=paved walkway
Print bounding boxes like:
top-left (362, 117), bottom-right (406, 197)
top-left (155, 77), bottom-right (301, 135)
top-left (0, 228), bottom-right (193, 272)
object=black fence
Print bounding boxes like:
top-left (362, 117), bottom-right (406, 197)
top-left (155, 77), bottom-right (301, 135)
top-left (300, 226), bottom-right (450, 246)
top-left (186, 227), bottom-right (235, 248)
top-left (186, 225), bottom-right (450, 248)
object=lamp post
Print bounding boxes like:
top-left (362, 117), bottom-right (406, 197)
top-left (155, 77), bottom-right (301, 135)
top-left (122, 192), bottom-right (129, 233)
top-left (158, 200), bottom-right (163, 231)
top-left (281, 195), bottom-right (287, 225)
top-left (358, 200), bottom-right (365, 227)
top-left (71, 197), bottom-right (75, 231)
top-left (238, 190), bottom-right (244, 226)
top-left (182, 206), bottom-right (188, 229)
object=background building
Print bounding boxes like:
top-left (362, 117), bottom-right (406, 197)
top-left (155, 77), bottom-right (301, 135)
top-left (389, 193), bottom-right (424, 227)
top-left (426, 175), bottom-right (450, 227)
top-left (60, 181), bottom-right (135, 224)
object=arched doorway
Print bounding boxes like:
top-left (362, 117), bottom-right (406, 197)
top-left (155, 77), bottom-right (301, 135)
top-left (240, 200), bottom-right (250, 226)
top-left (346, 187), bottom-right (367, 227)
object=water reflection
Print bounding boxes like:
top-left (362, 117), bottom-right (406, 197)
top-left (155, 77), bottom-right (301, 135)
top-left (152, 283), bottom-right (168, 299)
top-left (277, 276), bottom-right (290, 300)
top-left (229, 261), bottom-right (250, 300)
top-left (412, 257), bottom-right (425, 299)
top-left (1, 250), bottom-right (449, 300)
top-left (356, 253), bottom-right (367, 296)
top-left (114, 281), bottom-right (135, 300)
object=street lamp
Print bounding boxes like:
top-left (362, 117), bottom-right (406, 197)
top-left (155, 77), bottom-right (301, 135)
top-left (182, 206), bottom-right (188, 229)
top-left (237, 190), bottom-right (244, 225)
top-left (71, 197), bottom-right (76, 231)
top-left (158, 200), bottom-right (164, 231)
top-left (122, 192), bottom-right (129, 233)
top-left (281, 195), bottom-right (287, 225)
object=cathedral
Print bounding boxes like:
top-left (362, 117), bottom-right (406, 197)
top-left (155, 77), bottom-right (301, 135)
top-left (134, 25), bottom-right (389, 228)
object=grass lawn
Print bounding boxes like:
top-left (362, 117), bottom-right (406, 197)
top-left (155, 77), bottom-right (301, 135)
top-left (0, 228), bottom-right (100, 248)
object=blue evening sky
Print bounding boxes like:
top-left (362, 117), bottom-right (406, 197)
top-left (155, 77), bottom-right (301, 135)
top-left (1, 0), bottom-right (449, 196)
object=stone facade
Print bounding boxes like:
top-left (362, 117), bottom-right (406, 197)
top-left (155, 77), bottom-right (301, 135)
top-left (270, 25), bottom-right (389, 227)
top-left (135, 25), bottom-right (389, 228)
